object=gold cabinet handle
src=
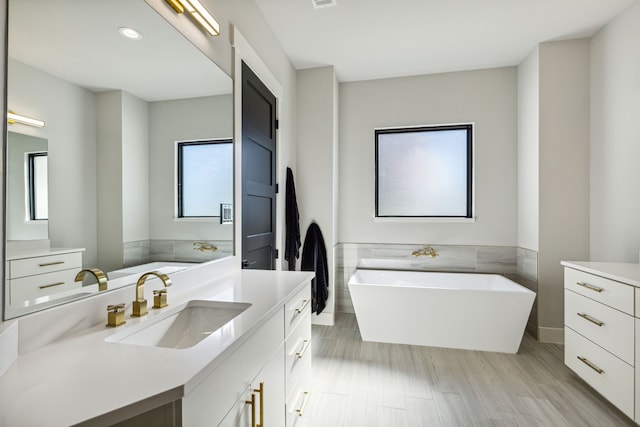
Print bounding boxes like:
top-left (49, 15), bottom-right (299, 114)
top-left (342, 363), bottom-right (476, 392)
top-left (253, 382), bottom-right (264, 427)
top-left (576, 281), bottom-right (604, 293)
top-left (577, 356), bottom-right (604, 374)
top-left (296, 339), bottom-right (311, 359)
top-left (577, 312), bottom-right (604, 327)
top-left (295, 391), bottom-right (311, 417)
top-left (246, 392), bottom-right (256, 427)
top-left (38, 281), bottom-right (66, 289)
top-left (295, 299), bottom-right (310, 314)
top-left (39, 261), bottom-right (65, 267)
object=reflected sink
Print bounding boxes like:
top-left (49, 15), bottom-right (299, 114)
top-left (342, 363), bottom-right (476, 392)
top-left (106, 300), bottom-right (251, 349)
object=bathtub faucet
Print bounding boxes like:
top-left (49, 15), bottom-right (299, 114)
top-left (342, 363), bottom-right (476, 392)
top-left (412, 246), bottom-right (438, 258)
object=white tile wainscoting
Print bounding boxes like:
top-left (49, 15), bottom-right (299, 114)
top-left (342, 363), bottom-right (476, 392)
top-left (334, 243), bottom-right (538, 335)
top-left (123, 239), bottom-right (233, 266)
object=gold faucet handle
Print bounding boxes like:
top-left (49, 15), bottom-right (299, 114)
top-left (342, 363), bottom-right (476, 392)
top-left (153, 289), bottom-right (168, 309)
top-left (106, 303), bottom-right (126, 327)
top-left (107, 303), bottom-right (125, 313)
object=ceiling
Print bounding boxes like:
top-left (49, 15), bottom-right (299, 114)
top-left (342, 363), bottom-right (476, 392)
top-left (254, 0), bottom-right (636, 82)
top-left (8, 0), bottom-right (231, 102)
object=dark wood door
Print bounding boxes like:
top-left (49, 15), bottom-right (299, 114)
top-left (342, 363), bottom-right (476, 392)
top-left (241, 61), bottom-right (277, 270)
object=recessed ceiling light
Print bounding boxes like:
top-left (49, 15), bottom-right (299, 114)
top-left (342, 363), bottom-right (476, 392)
top-left (119, 27), bottom-right (142, 40)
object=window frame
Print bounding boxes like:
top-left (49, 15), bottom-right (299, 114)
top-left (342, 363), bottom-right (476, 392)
top-left (374, 124), bottom-right (473, 219)
top-left (176, 138), bottom-right (233, 219)
top-left (27, 151), bottom-right (48, 221)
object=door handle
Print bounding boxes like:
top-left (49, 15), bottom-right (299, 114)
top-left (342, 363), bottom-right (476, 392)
top-left (242, 259), bottom-right (257, 269)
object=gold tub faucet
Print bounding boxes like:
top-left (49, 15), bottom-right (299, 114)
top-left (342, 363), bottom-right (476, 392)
top-left (132, 271), bottom-right (173, 317)
top-left (75, 268), bottom-right (108, 291)
top-left (193, 241), bottom-right (218, 252)
top-left (411, 246), bottom-right (439, 258)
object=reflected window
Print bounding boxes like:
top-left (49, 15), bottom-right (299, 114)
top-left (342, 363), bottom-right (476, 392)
top-left (27, 152), bottom-right (48, 220)
top-left (177, 139), bottom-right (233, 217)
top-left (375, 124), bottom-right (473, 218)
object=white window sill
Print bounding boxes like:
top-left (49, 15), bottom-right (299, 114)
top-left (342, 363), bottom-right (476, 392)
top-left (374, 217), bottom-right (476, 223)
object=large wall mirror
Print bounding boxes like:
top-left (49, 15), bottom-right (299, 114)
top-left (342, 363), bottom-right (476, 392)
top-left (4, 0), bottom-right (234, 319)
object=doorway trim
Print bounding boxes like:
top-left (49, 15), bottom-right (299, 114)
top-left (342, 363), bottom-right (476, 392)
top-left (232, 27), bottom-right (283, 270)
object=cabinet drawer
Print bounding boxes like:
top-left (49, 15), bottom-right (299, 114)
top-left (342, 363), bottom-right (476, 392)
top-left (286, 309), bottom-right (312, 391)
top-left (9, 252), bottom-right (82, 279)
top-left (565, 290), bottom-right (634, 364)
top-left (564, 268), bottom-right (633, 315)
top-left (286, 358), bottom-right (312, 427)
top-left (285, 285), bottom-right (311, 337)
top-left (565, 328), bottom-right (634, 418)
top-left (9, 269), bottom-right (81, 304)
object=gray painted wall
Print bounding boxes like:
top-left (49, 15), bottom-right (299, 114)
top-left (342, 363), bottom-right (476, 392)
top-left (338, 67), bottom-right (518, 246)
top-left (590, 1), bottom-right (640, 263)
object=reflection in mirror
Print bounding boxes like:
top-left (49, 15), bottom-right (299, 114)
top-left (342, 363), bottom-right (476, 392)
top-left (4, 0), bottom-right (233, 319)
top-left (6, 132), bottom-right (48, 241)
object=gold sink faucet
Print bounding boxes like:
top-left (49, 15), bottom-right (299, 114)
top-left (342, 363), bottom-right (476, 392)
top-left (411, 246), bottom-right (439, 258)
top-left (75, 268), bottom-right (108, 291)
top-left (193, 241), bottom-right (218, 252)
top-left (132, 271), bottom-right (173, 317)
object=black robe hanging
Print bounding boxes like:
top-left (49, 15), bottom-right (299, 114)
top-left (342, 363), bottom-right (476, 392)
top-left (284, 167), bottom-right (301, 271)
top-left (301, 222), bottom-right (329, 314)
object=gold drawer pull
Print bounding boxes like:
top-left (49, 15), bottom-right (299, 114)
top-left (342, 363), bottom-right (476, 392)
top-left (39, 282), bottom-right (66, 289)
top-left (577, 312), bottom-right (604, 327)
top-left (296, 339), bottom-right (311, 359)
top-left (295, 299), bottom-right (310, 314)
top-left (246, 392), bottom-right (256, 427)
top-left (295, 391), bottom-right (311, 416)
top-left (39, 261), bottom-right (65, 267)
top-left (577, 356), bottom-right (604, 374)
top-left (253, 382), bottom-right (264, 427)
top-left (576, 281), bottom-right (604, 293)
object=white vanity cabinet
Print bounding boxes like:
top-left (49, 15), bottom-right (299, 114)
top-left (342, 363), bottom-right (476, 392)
top-left (284, 287), bottom-right (313, 426)
top-left (562, 263), bottom-right (640, 422)
top-left (7, 248), bottom-right (84, 304)
top-left (182, 282), bottom-right (312, 427)
top-left (182, 308), bottom-right (285, 426)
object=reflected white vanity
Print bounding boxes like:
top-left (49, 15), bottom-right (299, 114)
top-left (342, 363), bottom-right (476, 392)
top-left (6, 247), bottom-right (84, 305)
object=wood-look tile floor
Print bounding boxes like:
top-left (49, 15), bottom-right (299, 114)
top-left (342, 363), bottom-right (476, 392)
top-left (299, 313), bottom-right (635, 427)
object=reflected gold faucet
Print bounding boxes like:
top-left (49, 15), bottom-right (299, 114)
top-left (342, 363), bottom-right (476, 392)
top-left (75, 268), bottom-right (108, 291)
top-left (132, 271), bottom-right (173, 317)
top-left (193, 241), bottom-right (218, 252)
top-left (411, 246), bottom-right (439, 258)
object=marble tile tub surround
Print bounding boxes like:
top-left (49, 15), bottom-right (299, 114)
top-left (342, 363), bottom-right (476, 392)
top-left (336, 243), bottom-right (538, 317)
top-left (124, 239), bottom-right (233, 266)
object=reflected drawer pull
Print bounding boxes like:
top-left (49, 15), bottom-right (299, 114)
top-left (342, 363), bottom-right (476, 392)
top-left (577, 312), bottom-right (604, 327)
top-left (295, 299), bottom-right (310, 314)
top-left (576, 281), bottom-right (604, 293)
top-left (39, 282), bottom-right (66, 290)
top-left (39, 261), bottom-right (65, 267)
top-left (295, 391), bottom-right (311, 416)
top-left (577, 356), bottom-right (604, 374)
top-left (296, 339), bottom-right (311, 359)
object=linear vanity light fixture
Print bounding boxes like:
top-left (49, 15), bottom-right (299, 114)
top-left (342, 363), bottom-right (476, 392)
top-left (165, 0), bottom-right (220, 36)
top-left (7, 111), bottom-right (45, 128)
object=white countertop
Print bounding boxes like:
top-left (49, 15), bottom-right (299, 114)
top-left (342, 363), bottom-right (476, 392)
top-left (561, 261), bottom-right (640, 287)
top-left (6, 247), bottom-right (85, 261)
top-left (0, 269), bottom-right (313, 426)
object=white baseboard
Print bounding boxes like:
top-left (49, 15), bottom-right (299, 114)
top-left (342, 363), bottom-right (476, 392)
top-left (311, 311), bottom-right (334, 326)
top-left (0, 321), bottom-right (18, 377)
top-left (538, 326), bottom-right (564, 344)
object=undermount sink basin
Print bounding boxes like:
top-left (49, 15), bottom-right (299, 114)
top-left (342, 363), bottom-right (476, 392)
top-left (106, 300), bottom-right (251, 349)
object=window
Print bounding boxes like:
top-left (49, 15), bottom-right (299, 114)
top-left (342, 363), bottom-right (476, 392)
top-left (177, 139), bottom-right (233, 218)
top-left (27, 152), bottom-right (48, 221)
top-left (375, 124), bottom-right (472, 218)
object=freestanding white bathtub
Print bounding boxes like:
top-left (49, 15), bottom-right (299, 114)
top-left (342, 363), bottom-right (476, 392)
top-left (348, 269), bottom-right (536, 354)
